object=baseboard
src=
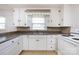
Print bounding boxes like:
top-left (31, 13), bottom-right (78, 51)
top-left (20, 50), bottom-right (58, 55)
top-left (22, 50), bottom-right (56, 52)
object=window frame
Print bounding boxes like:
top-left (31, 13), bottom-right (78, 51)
top-left (31, 16), bottom-right (46, 30)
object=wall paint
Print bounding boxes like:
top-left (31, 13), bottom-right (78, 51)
top-left (70, 5), bottom-right (79, 27)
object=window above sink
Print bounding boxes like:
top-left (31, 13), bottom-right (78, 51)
top-left (26, 9), bottom-right (50, 31)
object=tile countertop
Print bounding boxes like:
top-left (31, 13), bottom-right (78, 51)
top-left (0, 32), bottom-right (21, 44)
top-left (0, 31), bottom-right (68, 44)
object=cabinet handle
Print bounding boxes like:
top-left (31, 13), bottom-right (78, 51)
top-left (18, 20), bottom-right (21, 22)
top-left (58, 10), bottom-right (61, 13)
top-left (51, 46), bottom-right (52, 48)
top-left (12, 41), bottom-right (14, 43)
top-left (18, 42), bottom-right (20, 45)
top-left (12, 10), bottom-right (15, 12)
top-left (36, 40), bottom-right (39, 41)
top-left (51, 20), bottom-right (52, 23)
top-left (51, 40), bottom-right (52, 42)
top-left (62, 18), bottom-right (63, 22)
top-left (13, 23), bottom-right (15, 25)
top-left (58, 24), bottom-right (60, 25)
top-left (25, 24), bottom-right (26, 25)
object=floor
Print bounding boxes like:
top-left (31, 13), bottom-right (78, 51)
top-left (20, 50), bottom-right (57, 55)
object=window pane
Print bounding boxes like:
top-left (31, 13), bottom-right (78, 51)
top-left (0, 17), bottom-right (5, 23)
top-left (32, 17), bottom-right (45, 23)
top-left (32, 27), bottom-right (45, 30)
top-left (0, 24), bottom-right (5, 29)
top-left (32, 24), bottom-right (45, 30)
top-left (33, 24), bottom-right (45, 27)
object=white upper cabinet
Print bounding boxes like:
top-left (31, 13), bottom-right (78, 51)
top-left (0, 9), bottom-right (16, 32)
top-left (13, 6), bottom-right (71, 27)
top-left (13, 8), bottom-right (28, 27)
top-left (47, 5), bottom-right (71, 27)
top-left (13, 8), bottom-right (19, 26)
top-left (47, 8), bottom-right (62, 27)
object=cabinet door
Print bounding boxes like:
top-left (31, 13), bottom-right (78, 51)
top-left (18, 36), bottom-right (23, 54)
top-left (53, 8), bottom-right (61, 27)
top-left (0, 38), bottom-right (19, 55)
top-left (49, 8), bottom-right (61, 27)
top-left (5, 42), bottom-right (18, 55)
top-left (36, 35), bottom-right (46, 50)
top-left (13, 8), bottom-right (28, 27)
top-left (57, 36), bottom-right (64, 54)
top-left (47, 35), bottom-right (56, 50)
top-left (11, 38), bottom-right (19, 55)
top-left (29, 37), bottom-right (37, 50)
top-left (23, 35), bottom-right (29, 50)
top-left (28, 35), bottom-right (46, 50)
top-left (13, 8), bottom-right (20, 26)
top-left (19, 8), bottom-right (26, 26)
top-left (5, 9), bottom-right (16, 32)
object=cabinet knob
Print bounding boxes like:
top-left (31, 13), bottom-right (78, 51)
top-left (18, 20), bottom-right (21, 22)
top-left (25, 24), bottom-right (26, 25)
top-left (62, 18), bottom-right (63, 21)
top-left (12, 41), bottom-right (14, 43)
top-left (36, 40), bottom-right (39, 41)
top-left (58, 24), bottom-right (60, 25)
top-left (51, 46), bottom-right (52, 48)
top-left (58, 10), bottom-right (61, 13)
top-left (51, 20), bottom-right (52, 22)
top-left (18, 42), bottom-right (20, 45)
top-left (13, 23), bottom-right (15, 25)
top-left (12, 10), bottom-right (15, 12)
top-left (51, 40), bottom-right (52, 42)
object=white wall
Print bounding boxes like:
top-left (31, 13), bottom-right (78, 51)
top-left (70, 5), bottom-right (79, 27)
top-left (63, 5), bottom-right (71, 26)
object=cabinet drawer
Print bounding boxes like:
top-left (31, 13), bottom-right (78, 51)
top-left (47, 35), bottom-right (56, 38)
top-left (0, 38), bottom-right (19, 54)
top-left (47, 39), bottom-right (55, 43)
top-left (29, 35), bottom-right (36, 39)
top-left (47, 42), bottom-right (56, 46)
top-left (47, 35), bottom-right (53, 38)
top-left (47, 45), bottom-right (55, 50)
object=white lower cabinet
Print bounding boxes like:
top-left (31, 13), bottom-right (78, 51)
top-left (57, 35), bottom-right (64, 55)
top-left (23, 35), bottom-right (29, 50)
top-left (0, 36), bottom-right (23, 55)
top-left (46, 35), bottom-right (56, 50)
top-left (18, 36), bottom-right (23, 54)
top-left (28, 35), bottom-right (46, 50)
top-left (23, 35), bottom-right (56, 51)
top-left (0, 35), bottom-right (57, 55)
